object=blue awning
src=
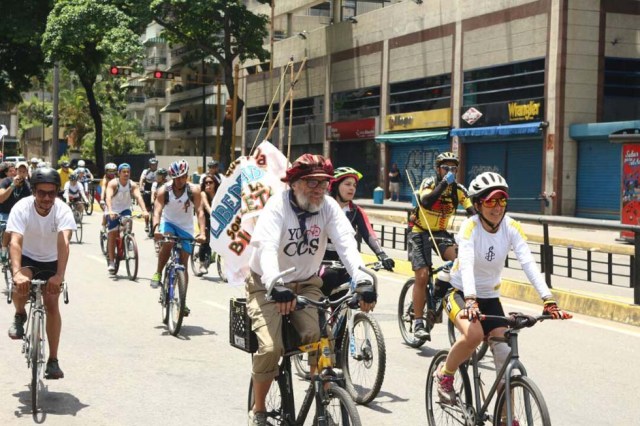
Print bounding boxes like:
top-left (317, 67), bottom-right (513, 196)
top-left (450, 122), bottom-right (542, 137)
top-left (375, 130), bottom-right (449, 144)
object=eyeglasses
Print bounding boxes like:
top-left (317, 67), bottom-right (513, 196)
top-left (480, 198), bottom-right (508, 208)
top-left (303, 179), bottom-right (330, 189)
top-left (440, 165), bottom-right (458, 172)
top-left (36, 189), bottom-right (57, 199)
top-left (204, 181), bottom-right (214, 185)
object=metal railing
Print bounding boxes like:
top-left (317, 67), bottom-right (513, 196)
top-left (364, 205), bottom-right (640, 305)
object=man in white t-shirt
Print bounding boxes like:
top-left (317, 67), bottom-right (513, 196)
top-left (247, 153), bottom-right (377, 425)
top-left (7, 167), bottom-right (76, 380)
top-left (150, 160), bottom-right (206, 316)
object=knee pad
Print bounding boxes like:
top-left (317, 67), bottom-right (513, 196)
top-left (490, 340), bottom-right (510, 381)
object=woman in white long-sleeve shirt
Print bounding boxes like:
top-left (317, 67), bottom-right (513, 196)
top-left (434, 172), bottom-right (572, 407)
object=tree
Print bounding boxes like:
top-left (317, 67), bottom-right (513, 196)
top-left (81, 112), bottom-right (146, 158)
top-left (41, 0), bottom-right (145, 171)
top-left (0, 0), bottom-right (52, 106)
top-left (151, 0), bottom-right (269, 169)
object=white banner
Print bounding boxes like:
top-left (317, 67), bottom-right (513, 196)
top-left (0, 125), bottom-right (7, 139)
top-left (209, 141), bottom-right (289, 286)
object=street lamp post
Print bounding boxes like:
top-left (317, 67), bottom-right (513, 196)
top-left (201, 58), bottom-right (207, 173)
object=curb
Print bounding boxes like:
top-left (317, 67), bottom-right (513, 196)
top-left (361, 253), bottom-right (640, 327)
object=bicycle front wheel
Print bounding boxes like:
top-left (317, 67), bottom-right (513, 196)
top-left (313, 383), bottom-right (361, 426)
top-left (493, 375), bottom-right (551, 426)
top-left (160, 270), bottom-right (169, 325)
top-left (75, 221), bottom-right (83, 244)
top-left (31, 313), bottom-right (45, 416)
top-left (447, 318), bottom-right (489, 361)
top-left (425, 350), bottom-right (473, 426)
top-left (86, 192), bottom-right (94, 215)
top-left (248, 376), bottom-right (285, 425)
top-left (216, 253), bottom-right (228, 283)
top-left (341, 312), bottom-right (386, 405)
top-left (190, 244), bottom-right (204, 277)
top-left (124, 234), bottom-right (139, 281)
top-left (167, 269), bottom-right (186, 336)
top-left (100, 229), bottom-right (108, 256)
top-left (397, 278), bottom-right (428, 348)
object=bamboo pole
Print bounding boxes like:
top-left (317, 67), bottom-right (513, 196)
top-left (286, 59), bottom-right (295, 161)
top-left (230, 63), bottom-right (239, 162)
top-left (405, 171), bottom-right (443, 260)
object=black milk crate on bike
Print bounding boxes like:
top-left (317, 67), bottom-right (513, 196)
top-left (229, 298), bottom-right (258, 353)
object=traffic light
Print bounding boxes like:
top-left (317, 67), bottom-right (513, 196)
top-left (109, 65), bottom-right (132, 76)
top-left (153, 70), bottom-right (174, 80)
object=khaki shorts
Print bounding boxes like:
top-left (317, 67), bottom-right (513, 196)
top-left (246, 271), bottom-right (324, 382)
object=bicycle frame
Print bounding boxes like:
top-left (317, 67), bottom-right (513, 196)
top-left (165, 241), bottom-right (187, 299)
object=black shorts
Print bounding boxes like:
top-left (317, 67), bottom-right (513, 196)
top-left (142, 191), bottom-right (152, 210)
top-left (443, 288), bottom-right (505, 335)
top-left (20, 255), bottom-right (58, 281)
top-left (407, 230), bottom-right (456, 271)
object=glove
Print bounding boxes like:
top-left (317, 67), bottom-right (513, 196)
top-left (542, 299), bottom-right (572, 319)
top-left (355, 280), bottom-right (377, 304)
top-left (377, 252), bottom-right (395, 271)
top-left (271, 285), bottom-right (295, 303)
top-left (463, 298), bottom-right (481, 322)
top-left (443, 171), bottom-right (456, 185)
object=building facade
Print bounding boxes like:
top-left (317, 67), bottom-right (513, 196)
top-left (241, 0), bottom-right (640, 218)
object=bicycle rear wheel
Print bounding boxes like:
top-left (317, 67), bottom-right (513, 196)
top-left (100, 229), bottom-right (108, 256)
top-left (313, 383), bottom-right (362, 426)
top-left (425, 350), bottom-right (473, 426)
top-left (397, 278), bottom-right (428, 348)
top-left (86, 190), bottom-right (94, 215)
top-left (493, 376), bottom-right (551, 426)
top-left (124, 234), bottom-right (139, 281)
top-left (216, 253), bottom-right (228, 282)
top-left (447, 318), bottom-right (489, 361)
top-left (167, 269), bottom-right (186, 336)
top-left (341, 312), bottom-right (386, 405)
top-left (248, 376), bottom-right (286, 425)
top-left (75, 221), bottom-right (83, 244)
top-left (30, 313), bottom-right (45, 416)
top-left (293, 352), bottom-right (311, 379)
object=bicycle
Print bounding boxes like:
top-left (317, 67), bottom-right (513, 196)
top-left (7, 276), bottom-right (69, 418)
top-left (425, 313), bottom-right (557, 426)
top-left (0, 220), bottom-right (11, 290)
top-left (157, 235), bottom-right (193, 336)
top-left (106, 213), bottom-right (139, 280)
top-left (69, 200), bottom-right (84, 243)
top-left (293, 261), bottom-right (385, 405)
top-left (85, 180), bottom-right (95, 216)
top-left (397, 261), bottom-right (489, 359)
top-left (190, 243), bottom-right (227, 282)
top-left (232, 267), bottom-right (364, 425)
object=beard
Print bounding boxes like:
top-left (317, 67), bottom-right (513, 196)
top-left (296, 192), bottom-right (324, 213)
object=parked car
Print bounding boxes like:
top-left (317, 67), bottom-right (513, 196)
top-left (4, 156), bottom-right (26, 163)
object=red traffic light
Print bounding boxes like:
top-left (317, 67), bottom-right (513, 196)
top-left (110, 66), bottom-right (120, 75)
top-left (108, 66), bottom-right (131, 76)
top-left (153, 70), bottom-right (174, 80)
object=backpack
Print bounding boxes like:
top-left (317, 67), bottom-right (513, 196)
top-left (163, 182), bottom-right (194, 205)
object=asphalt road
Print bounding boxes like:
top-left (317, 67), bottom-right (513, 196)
top-left (0, 212), bottom-right (639, 425)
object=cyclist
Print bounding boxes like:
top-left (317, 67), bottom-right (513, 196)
top-left (204, 159), bottom-right (222, 185)
top-left (320, 166), bottom-right (395, 298)
top-left (56, 161), bottom-right (73, 195)
top-left (99, 163), bottom-right (117, 232)
top-left (149, 168), bottom-right (169, 232)
top-left (408, 152), bottom-right (475, 340)
top-left (29, 157), bottom-right (40, 177)
top-left (0, 162), bottom-right (32, 263)
top-left (75, 159), bottom-right (94, 194)
top-left (139, 158), bottom-right (159, 233)
top-left (63, 173), bottom-right (89, 214)
top-left (104, 163), bottom-right (148, 275)
top-left (247, 153), bottom-right (377, 426)
top-left (7, 167), bottom-right (76, 379)
top-left (195, 173), bottom-right (219, 275)
top-left (150, 160), bottom-right (207, 313)
top-left (0, 161), bottom-right (16, 179)
top-left (435, 172), bottom-right (572, 407)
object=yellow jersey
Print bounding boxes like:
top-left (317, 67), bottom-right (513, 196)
top-left (412, 177), bottom-right (472, 233)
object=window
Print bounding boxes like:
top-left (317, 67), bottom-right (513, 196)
top-left (603, 57), bottom-right (640, 121)
top-left (246, 104), bottom-right (279, 131)
top-left (246, 96), bottom-right (323, 130)
top-left (463, 58), bottom-right (545, 107)
top-left (389, 74), bottom-right (451, 114)
top-left (332, 87), bottom-right (380, 121)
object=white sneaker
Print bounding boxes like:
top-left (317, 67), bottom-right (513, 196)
top-left (107, 262), bottom-right (116, 274)
top-left (199, 265), bottom-right (208, 275)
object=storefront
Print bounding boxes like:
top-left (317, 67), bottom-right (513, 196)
top-left (451, 99), bottom-right (545, 213)
top-left (326, 118), bottom-right (378, 198)
top-left (375, 109), bottom-right (452, 202)
top-left (569, 120), bottom-right (640, 220)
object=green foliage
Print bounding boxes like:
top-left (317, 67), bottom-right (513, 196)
top-left (81, 112), bottom-right (146, 157)
top-left (0, 0), bottom-right (52, 105)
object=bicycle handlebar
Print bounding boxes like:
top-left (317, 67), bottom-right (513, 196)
top-left (459, 312), bottom-right (557, 329)
top-left (6, 279), bottom-right (69, 305)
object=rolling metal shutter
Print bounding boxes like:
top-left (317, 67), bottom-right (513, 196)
top-left (390, 140), bottom-right (450, 201)
top-left (464, 139), bottom-right (543, 213)
top-left (576, 139), bottom-right (620, 219)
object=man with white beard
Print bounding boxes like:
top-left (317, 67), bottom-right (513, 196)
top-left (246, 153), bottom-right (377, 425)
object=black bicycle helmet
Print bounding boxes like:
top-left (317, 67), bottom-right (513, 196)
top-left (31, 167), bottom-right (61, 188)
top-left (157, 168), bottom-right (168, 176)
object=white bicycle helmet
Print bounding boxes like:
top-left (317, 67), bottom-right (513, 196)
top-left (78, 160), bottom-right (85, 167)
top-left (467, 172), bottom-right (509, 200)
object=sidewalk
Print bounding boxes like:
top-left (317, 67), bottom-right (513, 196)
top-left (356, 198), bottom-right (640, 326)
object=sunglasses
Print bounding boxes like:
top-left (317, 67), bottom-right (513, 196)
top-left (440, 165), bottom-right (458, 172)
top-left (303, 179), bottom-right (330, 189)
top-left (204, 181), bottom-right (214, 185)
top-left (36, 189), bottom-right (57, 199)
top-left (480, 198), bottom-right (508, 208)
